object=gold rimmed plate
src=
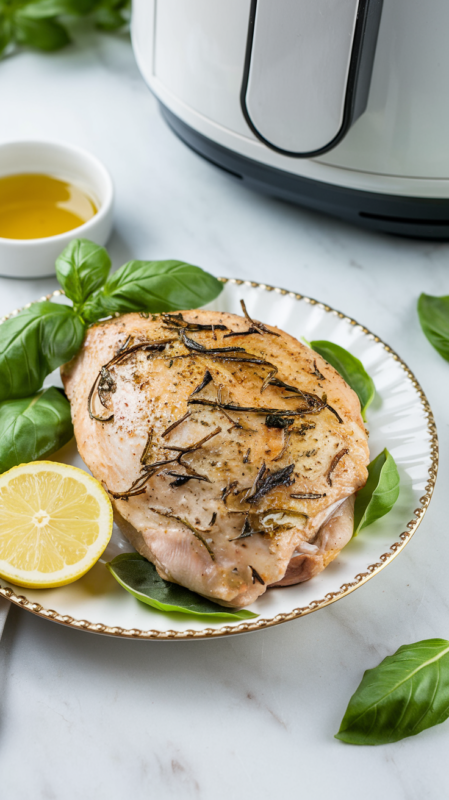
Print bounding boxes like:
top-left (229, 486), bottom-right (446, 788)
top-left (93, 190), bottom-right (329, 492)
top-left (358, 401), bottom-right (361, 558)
top-left (0, 280), bottom-right (438, 639)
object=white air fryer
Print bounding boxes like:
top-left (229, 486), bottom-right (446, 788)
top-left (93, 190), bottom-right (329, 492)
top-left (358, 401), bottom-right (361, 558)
top-left (132, 0), bottom-right (449, 239)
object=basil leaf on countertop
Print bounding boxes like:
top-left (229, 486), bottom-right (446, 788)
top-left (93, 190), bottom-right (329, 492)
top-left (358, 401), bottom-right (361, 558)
top-left (353, 449), bottom-right (400, 536)
top-left (17, 0), bottom-right (96, 18)
top-left (0, 16), bottom-right (12, 55)
top-left (0, 302), bottom-right (85, 402)
top-left (95, 6), bottom-right (127, 30)
top-left (418, 293), bottom-right (449, 361)
top-left (310, 340), bottom-right (375, 420)
top-left (0, 387), bottom-right (73, 474)
top-left (0, 0), bottom-right (130, 59)
top-left (80, 260), bottom-right (224, 323)
top-left (55, 238), bottom-right (111, 308)
top-left (336, 639), bottom-right (449, 745)
top-left (14, 15), bottom-right (70, 51)
top-left (107, 553), bottom-right (258, 620)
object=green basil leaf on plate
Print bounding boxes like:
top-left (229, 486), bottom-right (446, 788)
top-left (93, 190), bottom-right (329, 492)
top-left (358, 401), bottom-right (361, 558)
top-left (336, 639), bottom-right (449, 745)
top-left (81, 260), bottom-right (224, 323)
top-left (353, 448), bottom-right (400, 536)
top-left (0, 387), bottom-right (73, 474)
top-left (418, 293), bottom-right (449, 361)
top-left (310, 340), bottom-right (375, 420)
top-left (56, 238), bottom-right (111, 308)
top-left (14, 16), bottom-right (70, 50)
top-left (0, 302), bottom-right (85, 402)
top-left (107, 553), bottom-right (258, 620)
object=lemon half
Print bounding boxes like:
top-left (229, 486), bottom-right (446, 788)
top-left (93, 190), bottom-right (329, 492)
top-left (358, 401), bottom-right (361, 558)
top-left (0, 461), bottom-right (113, 588)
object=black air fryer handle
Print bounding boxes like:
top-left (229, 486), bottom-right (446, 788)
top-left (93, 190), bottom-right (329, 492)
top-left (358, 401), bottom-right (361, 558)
top-left (241, 0), bottom-right (384, 158)
top-left (350, 0), bottom-right (384, 123)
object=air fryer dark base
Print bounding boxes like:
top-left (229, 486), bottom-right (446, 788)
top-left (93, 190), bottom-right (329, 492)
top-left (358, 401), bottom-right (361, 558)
top-left (161, 104), bottom-right (449, 241)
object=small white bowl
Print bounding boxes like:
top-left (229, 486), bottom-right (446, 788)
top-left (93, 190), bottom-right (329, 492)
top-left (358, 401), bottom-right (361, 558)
top-left (0, 140), bottom-right (114, 279)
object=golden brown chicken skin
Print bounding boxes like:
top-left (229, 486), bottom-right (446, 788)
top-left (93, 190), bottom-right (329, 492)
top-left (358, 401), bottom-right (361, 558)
top-left (62, 308), bottom-right (369, 607)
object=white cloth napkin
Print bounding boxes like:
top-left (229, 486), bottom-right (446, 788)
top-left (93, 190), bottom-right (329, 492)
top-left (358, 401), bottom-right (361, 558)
top-left (0, 597), bottom-right (10, 641)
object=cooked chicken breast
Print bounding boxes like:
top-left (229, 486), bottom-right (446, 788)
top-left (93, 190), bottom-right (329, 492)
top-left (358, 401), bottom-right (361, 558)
top-left (61, 306), bottom-right (369, 607)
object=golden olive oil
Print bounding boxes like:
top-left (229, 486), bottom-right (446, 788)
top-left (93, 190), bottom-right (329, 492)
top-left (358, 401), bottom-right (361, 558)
top-left (0, 173), bottom-right (98, 240)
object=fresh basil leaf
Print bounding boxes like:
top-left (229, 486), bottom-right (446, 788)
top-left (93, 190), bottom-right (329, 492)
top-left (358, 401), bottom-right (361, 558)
top-left (81, 260), bottom-right (223, 323)
top-left (0, 0), bottom-right (130, 59)
top-left (310, 340), bottom-right (375, 420)
top-left (14, 15), bottom-right (70, 50)
top-left (94, 0), bottom-right (131, 16)
top-left (418, 293), bottom-right (449, 361)
top-left (56, 238), bottom-right (111, 308)
top-left (105, 0), bottom-right (131, 11)
top-left (94, 6), bottom-right (127, 30)
top-left (336, 639), bottom-right (449, 745)
top-left (0, 387), bottom-right (73, 473)
top-left (0, 302), bottom-right (85, 402)
top-left (353, 448), bottom-right (400, 536)
top-left (107, 553), bottom-right (258, 620)
top-left (0, 16), bottom-right (12, 55)
top-left (16, 0), bottom-right (96, 19)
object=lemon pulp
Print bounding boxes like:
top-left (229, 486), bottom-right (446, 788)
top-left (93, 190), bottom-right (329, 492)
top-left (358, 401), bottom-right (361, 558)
top-left (0, 461), bottom-right (113, 588)
top-left (0, 173), bottom-right (97, 239)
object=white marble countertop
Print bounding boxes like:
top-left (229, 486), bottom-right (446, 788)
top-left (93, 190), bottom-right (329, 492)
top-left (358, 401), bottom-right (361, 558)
top-left (1, 25), bottom-right (449, 800)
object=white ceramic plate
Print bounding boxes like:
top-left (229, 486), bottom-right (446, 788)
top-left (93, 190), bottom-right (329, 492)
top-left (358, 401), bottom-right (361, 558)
top-left (0, 280), bottom-right (438, 639)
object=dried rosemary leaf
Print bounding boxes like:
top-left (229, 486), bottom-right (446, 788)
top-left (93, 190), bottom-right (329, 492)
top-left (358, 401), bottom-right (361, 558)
top-left (246, 463), bottom-right (295, 504)
top-left (327, 448), bottom-right (349, 486)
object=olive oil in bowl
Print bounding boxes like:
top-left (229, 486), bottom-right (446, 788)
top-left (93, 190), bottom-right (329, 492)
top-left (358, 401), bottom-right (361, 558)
top-left (0, 173), bottom-right (98, 240)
